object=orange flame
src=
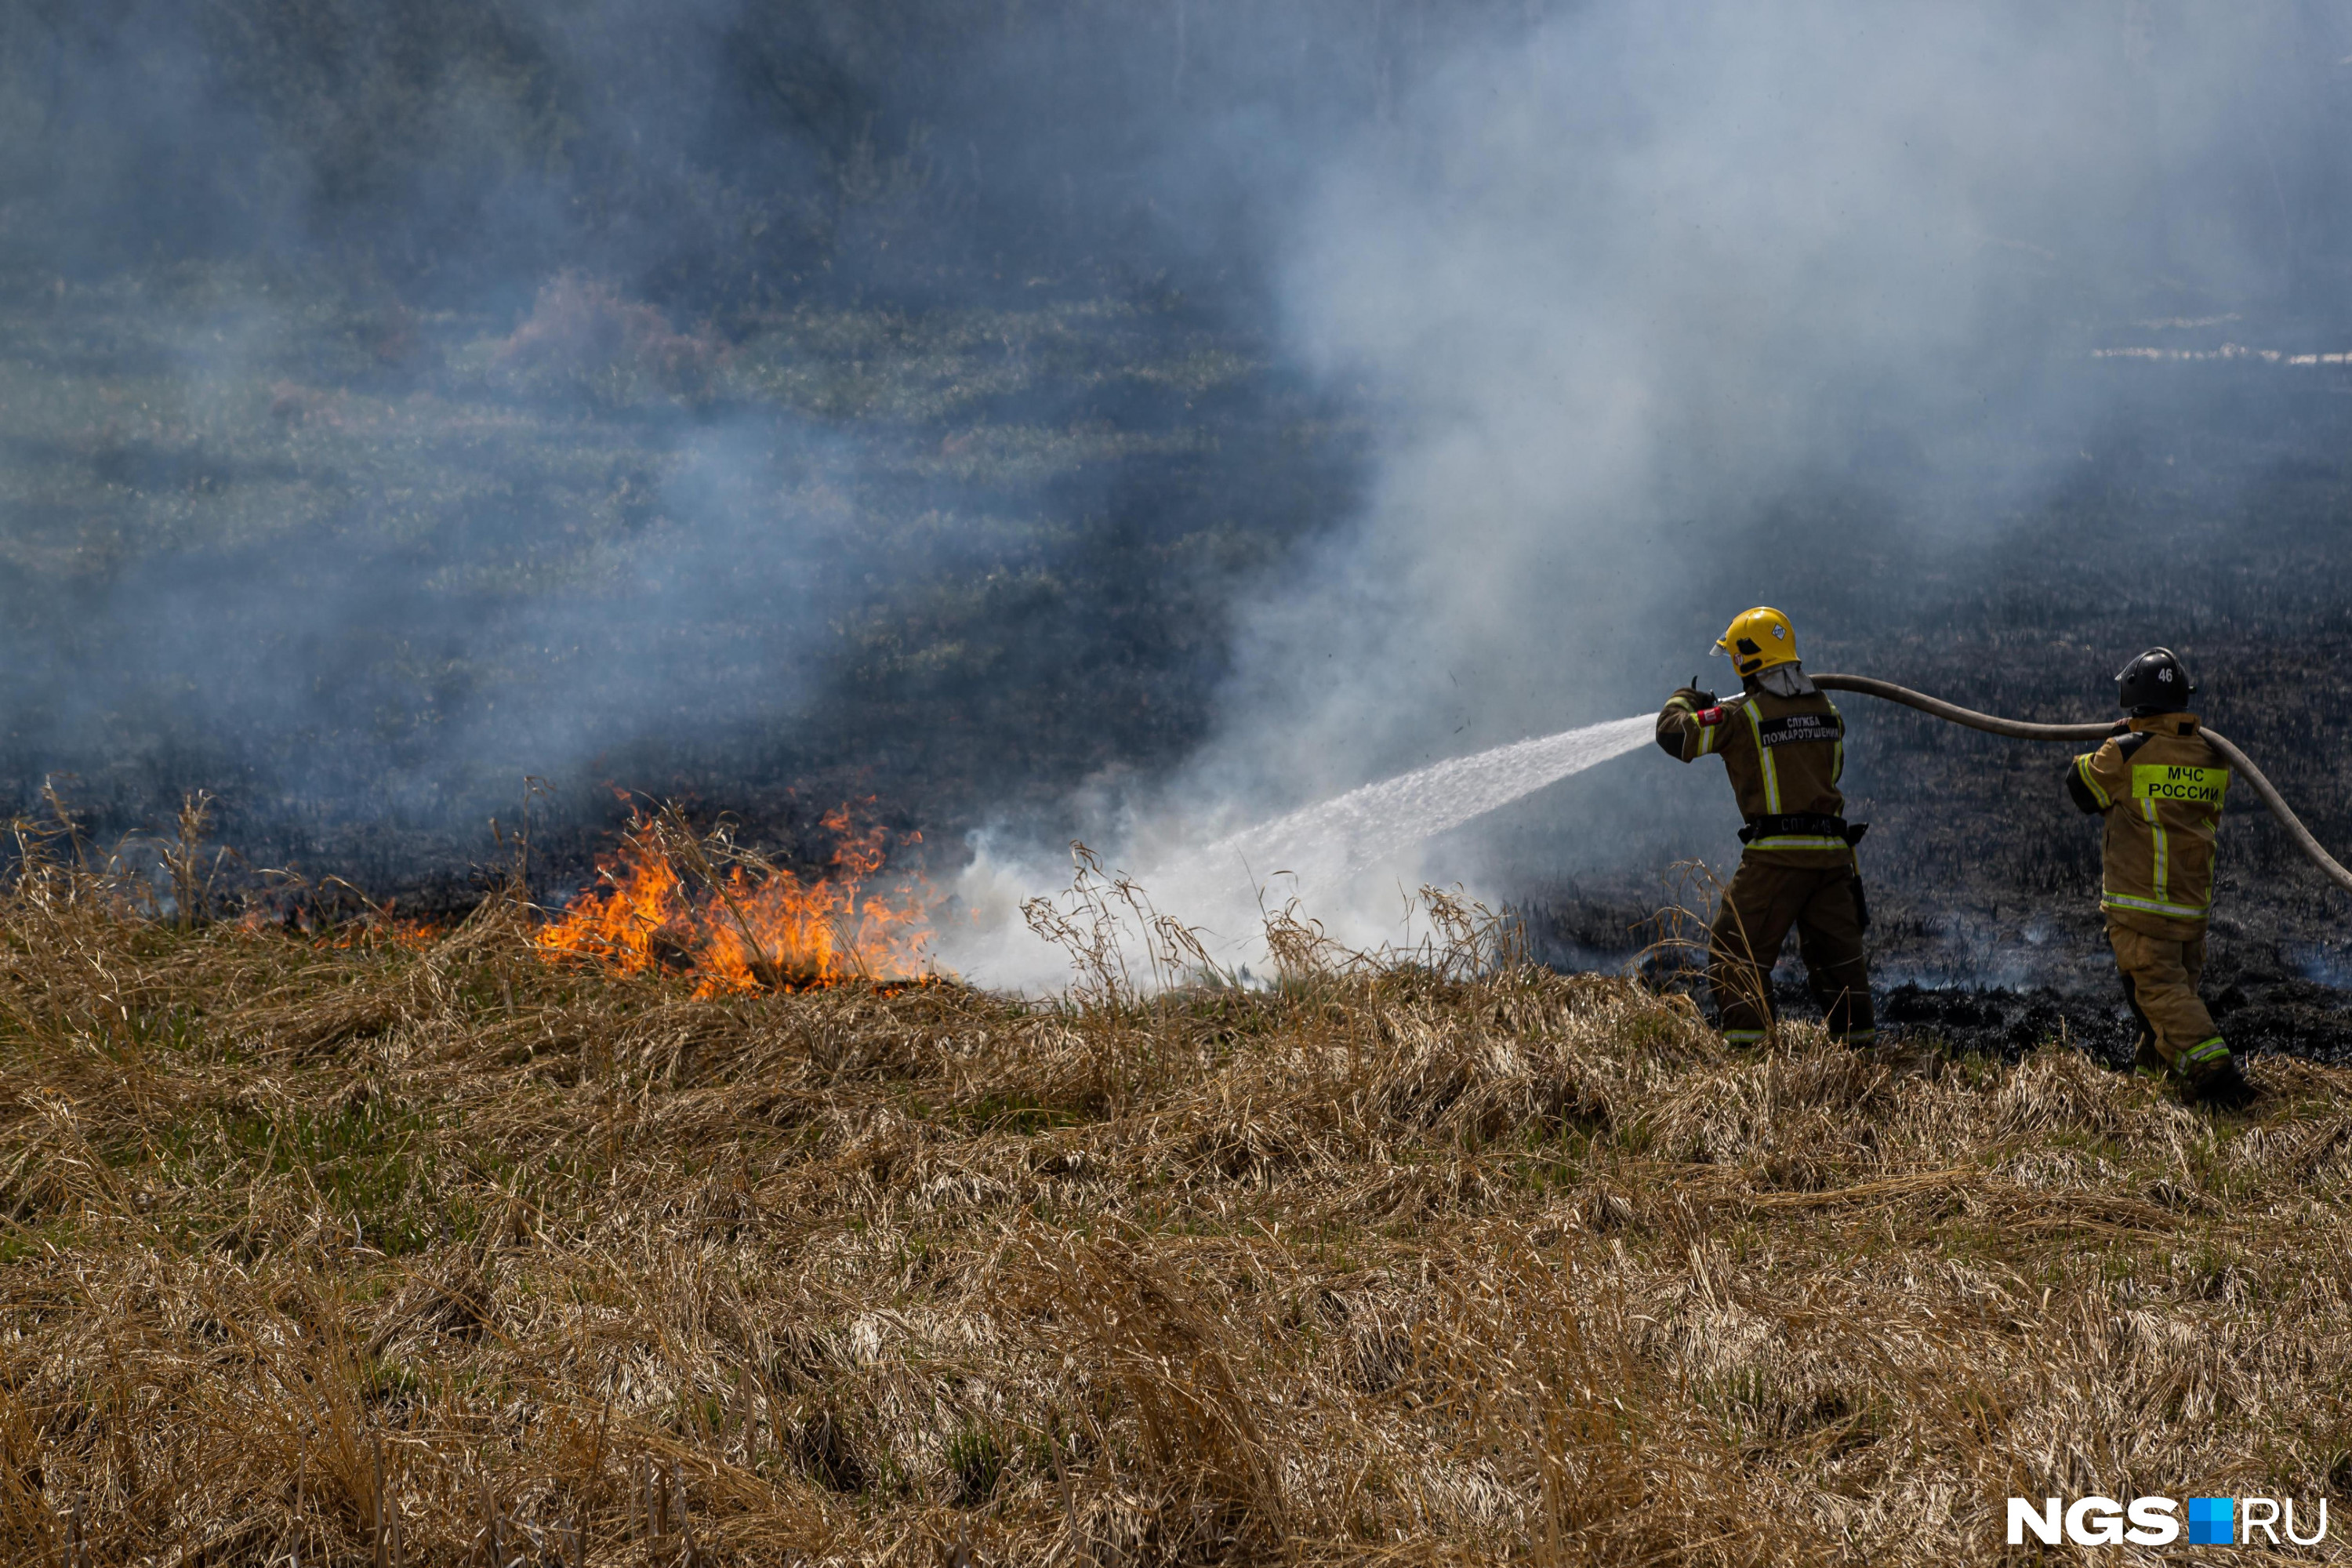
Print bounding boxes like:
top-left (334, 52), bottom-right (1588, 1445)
top-left (535, 803), bottom-right (934, 994)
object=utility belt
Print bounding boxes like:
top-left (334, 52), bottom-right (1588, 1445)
top-left (1738, 813), bottom-right (1870, 848)
top-left (1738, 815), bottom-right (1871, 931)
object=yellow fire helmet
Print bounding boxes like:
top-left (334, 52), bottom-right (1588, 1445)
top-left (1713, 606), bottom-right (1799, 677)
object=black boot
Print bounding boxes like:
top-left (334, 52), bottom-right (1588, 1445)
top-left (2184, 1056), bottom-right (2257, 1111)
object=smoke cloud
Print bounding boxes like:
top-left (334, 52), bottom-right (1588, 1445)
top-left (0, 2), bottom-right (1429, 891)
top-left (2, 2), bottom-right (2347, 985)
top-left (1216, 3), bottom-right (2301, 793)
top-left (949, 2), bottom-right (2352, 985)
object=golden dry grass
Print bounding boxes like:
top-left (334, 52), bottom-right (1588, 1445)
top-left (2, 876), bottom-right (2350, 1565)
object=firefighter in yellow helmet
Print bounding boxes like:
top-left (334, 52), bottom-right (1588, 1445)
top-left (1656, 608), bottom-right (1874, 1046)
top-left (2066, 648), bottom-right (2254, 1108)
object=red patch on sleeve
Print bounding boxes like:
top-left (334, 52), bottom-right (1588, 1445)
top-left (1695, 706), bottom-right (1727, 726)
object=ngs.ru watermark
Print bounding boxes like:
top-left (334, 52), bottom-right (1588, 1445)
top-left (2009, 1494), bottom-right (2329, 1547)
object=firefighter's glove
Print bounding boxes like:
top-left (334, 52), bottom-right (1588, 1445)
top-left (2185, 1057), bottom-right (2257, 1112)
top-left (1670, 685), bottom-right (1716, 711)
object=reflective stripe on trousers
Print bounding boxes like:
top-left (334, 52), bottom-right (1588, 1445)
top-left (2103, 891), bottom-right (2210, 921)
top-left (2180, 1036), bottom-right (2230, 1069)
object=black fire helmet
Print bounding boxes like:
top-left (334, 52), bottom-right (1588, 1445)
top-left (2114, 647), bottom-right (2197, 715)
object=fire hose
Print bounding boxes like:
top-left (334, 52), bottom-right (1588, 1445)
top-left (1811, 673), bottom-right (2352, 898)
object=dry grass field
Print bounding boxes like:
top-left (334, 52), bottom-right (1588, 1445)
top-left (4, 844), bottom-right (2351, 1566)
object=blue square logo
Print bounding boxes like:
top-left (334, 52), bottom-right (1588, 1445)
top-left (2187, 1497), bottom-right (2234, 1546)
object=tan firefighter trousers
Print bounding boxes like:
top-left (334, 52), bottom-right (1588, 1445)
top-left (1708, 858), bottom-right (1875, 1046)
top-left (2108, 923), bottom-right (2227, 1079)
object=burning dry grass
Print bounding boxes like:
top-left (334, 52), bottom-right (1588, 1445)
top-left (2, 874), bottom-right (2350, 1564)
top-left (534, 802), bottom-right (933, 996)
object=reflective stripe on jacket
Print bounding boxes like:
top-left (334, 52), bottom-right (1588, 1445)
top-left (2067, 712), bottom-right (2228, 939)
top-left (1657, 680), bottom-right (1853, 869)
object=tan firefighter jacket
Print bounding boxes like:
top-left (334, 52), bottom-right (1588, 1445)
top-left (1657, 677), bottom-right (1854, 869)
top-left (2067, 711), bottom-right (2228, 939)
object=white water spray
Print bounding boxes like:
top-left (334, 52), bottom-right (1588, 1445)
top-left (942, 714), bottom-right (1656, 990)
top-left (1207, 714), bottom-right (1656, 884)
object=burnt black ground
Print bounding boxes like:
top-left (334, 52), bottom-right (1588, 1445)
top-left (1519, 869), bottom-right (2352, 1066)
top-left (1502, 343), bottom-right (2352, 1065)
top-left (8, 275), bottom-right (2352, 1065)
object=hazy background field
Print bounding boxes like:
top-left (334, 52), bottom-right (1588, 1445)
top-left (6, 1), bottom-right (2352, 1022)
top-left (13, 11), bottom-right (2352, 1562)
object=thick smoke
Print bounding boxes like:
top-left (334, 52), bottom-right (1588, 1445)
top-left (0, 2), bottom-right (1441, 891)
top-left (949, 2), bottom-right (2352, 986)
top-left (2, 3), bottom-right (2347, 986)
top-left (1218, 4), bottom-right (2306, 795)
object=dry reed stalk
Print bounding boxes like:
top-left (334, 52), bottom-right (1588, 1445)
top-left (0, 855), bottom-right (2343, 1563)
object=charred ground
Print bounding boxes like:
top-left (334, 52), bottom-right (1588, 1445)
top-left (0, 263), bottom-right (1359, 901)
top-left (10, 271), bottom-right (2352, 1059)
top-left (1509, 351), bottom-right (2352, 1062)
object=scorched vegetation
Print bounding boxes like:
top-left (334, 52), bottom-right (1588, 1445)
top-left (3, 855), bottom-right (2350, 1564)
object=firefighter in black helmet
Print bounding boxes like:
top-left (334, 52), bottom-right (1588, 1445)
top-left (2065, 648), bottom-right (2254, 1108)
top-left (1656, 607), bottom-right (1874, 1047)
